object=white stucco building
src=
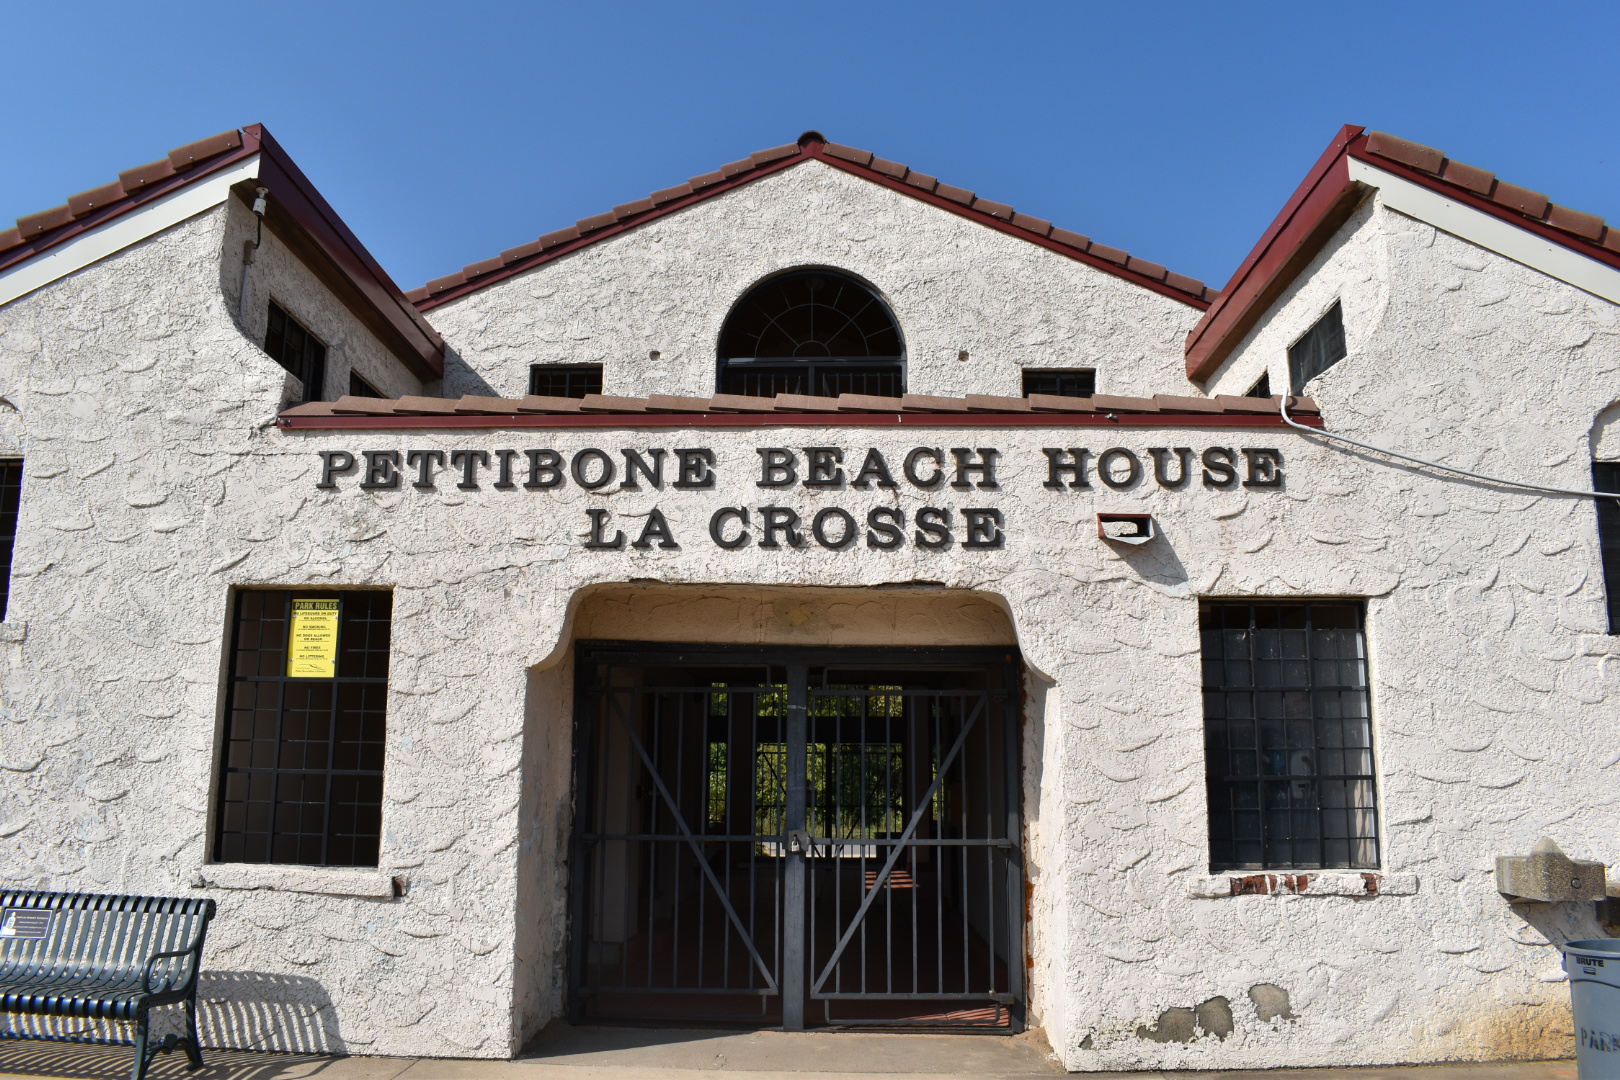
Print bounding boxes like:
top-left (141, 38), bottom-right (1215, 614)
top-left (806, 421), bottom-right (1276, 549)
top-left (0, 123), bottom-right (1616, 1071)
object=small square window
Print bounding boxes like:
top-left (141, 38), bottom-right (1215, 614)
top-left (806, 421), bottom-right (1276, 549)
top-left (529, 364), bottom-right (604, 398)
top-left (349, 371), bottom-right (383, 398)
top-left (1287, 302), bottom-right (1347, 394)
top-left (1022, 368), bottom-right (1096, 398)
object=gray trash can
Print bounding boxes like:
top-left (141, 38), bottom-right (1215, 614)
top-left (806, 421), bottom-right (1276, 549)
top-left (1564, 939), bottom-right (1620, 1078)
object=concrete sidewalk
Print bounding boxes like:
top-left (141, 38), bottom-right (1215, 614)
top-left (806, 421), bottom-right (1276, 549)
top-left (0, 1028), bottom-right (1577, 1080)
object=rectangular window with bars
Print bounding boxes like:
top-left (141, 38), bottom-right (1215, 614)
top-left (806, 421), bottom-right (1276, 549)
top-left (265, 301), bottom-right (328, 403)
top-left (1021, 368), bottom-right (1096, 398)
top-left (1596, 462), bottom-right (1620, 633)
top-left (0, 460), bottom-right (19, 620)
top-left (214, 590), bottom-right (391, 866)
top-left (1287, 302), bottom-right (1347, 394)
top-left (529, 364), bottom-right (604, 398)
top-left (1200, 600), bottom-right (1378, 871)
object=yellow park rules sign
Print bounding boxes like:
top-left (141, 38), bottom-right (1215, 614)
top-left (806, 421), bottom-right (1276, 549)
top-left (287, 599), bottom-right (340, 678)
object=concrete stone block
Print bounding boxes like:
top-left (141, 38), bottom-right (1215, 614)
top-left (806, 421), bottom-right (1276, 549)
top-left (1495, 837), bottom-right (1607, 902)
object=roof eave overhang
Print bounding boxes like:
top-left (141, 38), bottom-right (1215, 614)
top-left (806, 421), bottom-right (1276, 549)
top-left (246, 126), bottom-right (445, 380)
top-left (1184, 125), bottom-right (1369, 384)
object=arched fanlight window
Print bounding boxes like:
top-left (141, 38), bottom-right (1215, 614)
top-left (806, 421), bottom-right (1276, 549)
top-left (717, 269), bottom-right (905, 397)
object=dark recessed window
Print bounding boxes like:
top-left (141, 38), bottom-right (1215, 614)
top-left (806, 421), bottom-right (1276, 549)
top-left (1022, 369), bottom-right (1096, 398)
top-left (718, 270), bottom-right (904, 398)
top-left (0, 461), bottom-right (20, 620)
top-left (1595, 463), bottom-right (1620, 634)
top-left (265, 302), bottom-right (328, 403)
top-left (1287, 302), bottom-right (1346, 394)
top-left (529, 364), bottom-right (604, 398)
top-left (349, 371), bottom-right (384, 398)
top-left (1201, 600), bottom-right (1378, 871)
top-left (215, 590), bottom-right (392, 867)
top-left (1246, 373), bottom-right (1271, 398)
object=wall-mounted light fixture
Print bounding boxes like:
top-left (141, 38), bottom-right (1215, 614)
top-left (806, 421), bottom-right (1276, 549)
top-left (1097, 513), bottom-right (1154, 545)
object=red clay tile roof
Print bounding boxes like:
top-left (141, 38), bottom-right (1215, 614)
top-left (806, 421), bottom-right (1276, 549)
top-left (408, 132), bottom-right (1220, 312)
top-left (1185, 125), bottom-right (1620, 382)
top-left (1, 126), bottom-right (445, 379)
top-left (278, 390), bottom-right (1318, 429)
top-left (1, 130), bottom-right (251, 265)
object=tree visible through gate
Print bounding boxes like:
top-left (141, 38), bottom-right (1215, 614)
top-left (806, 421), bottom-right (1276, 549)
top-left (568, 644), bottom-right (1024, 1030)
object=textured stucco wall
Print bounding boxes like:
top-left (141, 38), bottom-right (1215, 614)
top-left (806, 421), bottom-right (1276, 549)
top-left (425, 160), bottom-right (1205, 402)
top-left (0, 161), bottom-right (1616, 1072)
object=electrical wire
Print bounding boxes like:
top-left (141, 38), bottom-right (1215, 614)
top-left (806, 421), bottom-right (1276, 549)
top-left (1278, 396), bottom-right (1620, 504)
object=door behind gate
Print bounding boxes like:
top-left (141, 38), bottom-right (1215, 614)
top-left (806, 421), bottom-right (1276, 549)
top-left (568, 644), bottom-right (1024, 1031)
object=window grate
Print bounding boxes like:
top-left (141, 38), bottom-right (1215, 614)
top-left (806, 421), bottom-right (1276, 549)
top-left (1595, 462), bottom-right (1620, 634)
top-left (1200, 600), bottom-right (1378, 871)
top-left (0, 460), bottom-right (19, 620)
top-left (265, 302), bottom-right (328, 403)
top-left (718, 364), bottom-right (903, 399)
top-left (214, 590), bottom-right (390, 867)
top-left (718, 270), bottom-right (905, 397)
top-left (529, 364), bottom-right (604, 398)
top-left (1021, 369), bottom-right (1095, 398)
top-left (1287, 302), bottom-right (1346, 394)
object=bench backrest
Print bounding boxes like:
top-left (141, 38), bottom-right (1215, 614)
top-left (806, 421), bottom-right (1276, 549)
top-left (0, 891), bottom-right (216, 993)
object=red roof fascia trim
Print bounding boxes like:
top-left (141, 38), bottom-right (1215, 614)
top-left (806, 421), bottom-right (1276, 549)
top-left (0, 135), bottom-right (262, 276)
top-left (250, 126), bottom-right (445, 377)
top-left (802, 145), bottom-right (1210, 311)
top-left (1345, 145), bottom-right (1620, 276)
top-left (1184, 125), bottom-right (1367, 383)
top-left (415, 140), bottom-right (1212, 313)
top-left (415, 152), bottom-right (812, 311)
top-left (278, 411), bottom-right (1319, 431)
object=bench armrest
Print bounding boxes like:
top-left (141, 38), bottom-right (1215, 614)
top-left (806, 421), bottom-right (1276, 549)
top-left (141, 926), bottom-right (208, 995)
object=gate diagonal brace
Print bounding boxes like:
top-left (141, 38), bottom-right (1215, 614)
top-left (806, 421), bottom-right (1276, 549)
top-left (811, 694), bottom-right (985, 995)
top-left (608, 693), bottom-right (780, 993)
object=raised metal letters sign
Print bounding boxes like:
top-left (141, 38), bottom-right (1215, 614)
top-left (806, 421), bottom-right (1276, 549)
top-left (311, 444), bottom-right (1284, 550)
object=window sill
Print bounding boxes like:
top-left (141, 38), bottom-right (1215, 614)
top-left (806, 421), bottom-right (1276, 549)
top-left (1189, 871), bottom-right (1417, 899)
top-left (192, 863), bottom-right (399, 899)
top-left (0, 621), bottom-right (26, 644)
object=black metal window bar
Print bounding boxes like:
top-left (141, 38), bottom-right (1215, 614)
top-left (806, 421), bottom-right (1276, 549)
top-left (1021, 369), bottom-right (1096, 398)
top-left (570, 645), bottom-right (1023, 1031)
top-left (214, 590), bottom-right (391, 866)
top-left (1200, 601), bottom-right (1379, 871)
top-left (0, 459), bottom-right (20, 619)
top-left (265, 301), bottom-right (328, 403)
top-left (529, 364), bottom-right (604, 398)
top-left (1594, 462), bottom-right (1620, 634)
top-left (717, 270), bottom-right (905, 398)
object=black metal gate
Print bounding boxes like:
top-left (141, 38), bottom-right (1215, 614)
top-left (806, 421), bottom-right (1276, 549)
top-left (568, 644), bottom-right (1024, 1031)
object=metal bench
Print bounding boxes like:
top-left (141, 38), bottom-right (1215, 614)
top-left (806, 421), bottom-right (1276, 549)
top-left (0, 891), bottom-right (216, 1080)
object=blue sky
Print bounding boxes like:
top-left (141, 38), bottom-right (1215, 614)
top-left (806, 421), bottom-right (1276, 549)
top-left (4, 1), bottom-right (1617, 292)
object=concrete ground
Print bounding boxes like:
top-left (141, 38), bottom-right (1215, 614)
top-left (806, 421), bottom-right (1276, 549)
top-left (0, 1029), bottom-right (1576, 1080)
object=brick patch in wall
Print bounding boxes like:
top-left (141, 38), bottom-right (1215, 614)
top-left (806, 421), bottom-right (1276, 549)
top-left (1188, 872), bottom-right (1418, 898)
